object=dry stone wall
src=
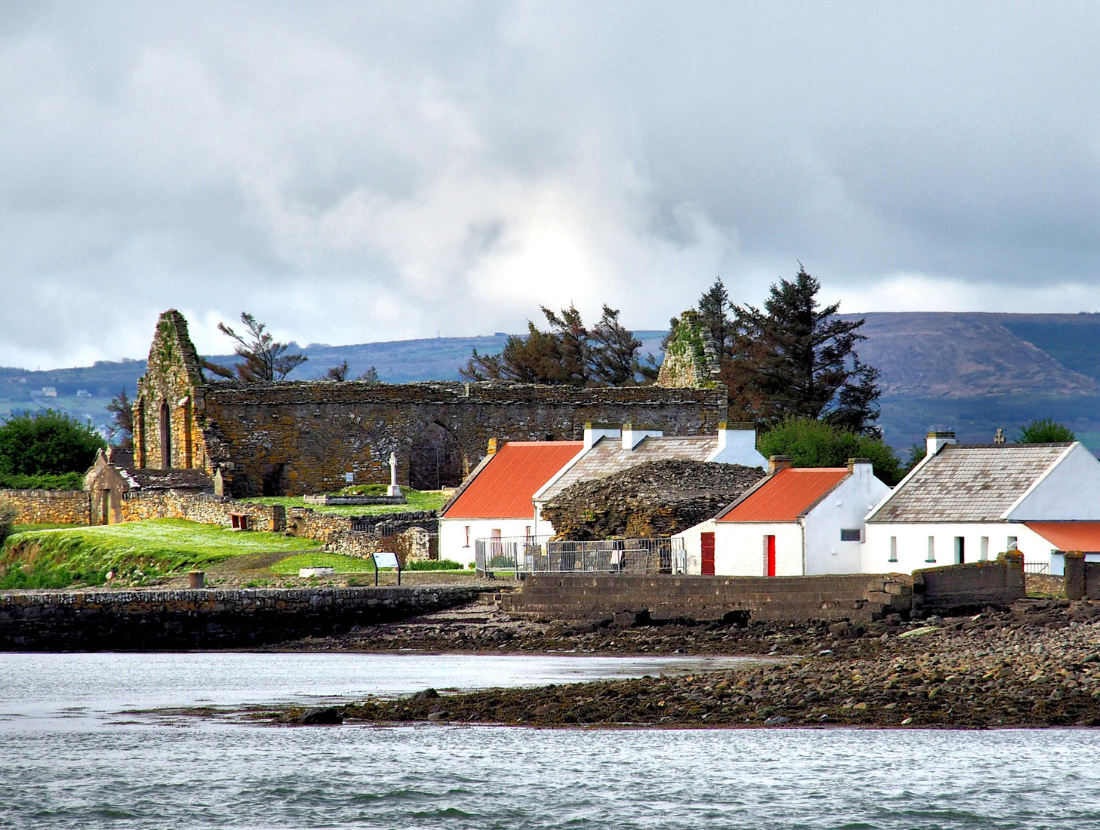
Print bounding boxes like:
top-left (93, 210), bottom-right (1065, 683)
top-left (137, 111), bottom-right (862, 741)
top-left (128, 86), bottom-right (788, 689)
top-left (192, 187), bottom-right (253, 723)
top-left (0, 586), bottom-right (481, 650)
top-left (0, 490), bottom-right (91, 525)
top-left (120, 491), bottom-right (287, 532)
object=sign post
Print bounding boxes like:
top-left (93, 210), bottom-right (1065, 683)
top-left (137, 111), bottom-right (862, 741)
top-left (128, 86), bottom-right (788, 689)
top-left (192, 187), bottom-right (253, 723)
top-left (372, 551), bottom-right (401, 586)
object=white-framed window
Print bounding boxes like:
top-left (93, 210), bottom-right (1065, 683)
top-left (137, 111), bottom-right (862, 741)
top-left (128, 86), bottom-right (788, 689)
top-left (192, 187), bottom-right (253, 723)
top-left (889, 536), bottom-right (898, 563)
top-left (464, 526), bottom-right (470, 548)
top-left (1007, 535), bottom-right (1018, 551)
top-left (980, 537), bottom-right (989, 561)
top-left (840, 528), bottom-right (861, 542)
top-left (926, 536), bottom-right (936, 563)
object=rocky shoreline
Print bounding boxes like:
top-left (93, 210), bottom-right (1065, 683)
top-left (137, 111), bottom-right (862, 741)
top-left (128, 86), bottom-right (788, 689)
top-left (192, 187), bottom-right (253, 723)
top-left (248, 597), bottom-right (1100, 729)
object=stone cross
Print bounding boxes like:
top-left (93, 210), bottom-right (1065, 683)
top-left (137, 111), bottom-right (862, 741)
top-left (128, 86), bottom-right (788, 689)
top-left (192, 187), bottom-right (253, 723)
top-left (387, 452), bottom-right (402, 497)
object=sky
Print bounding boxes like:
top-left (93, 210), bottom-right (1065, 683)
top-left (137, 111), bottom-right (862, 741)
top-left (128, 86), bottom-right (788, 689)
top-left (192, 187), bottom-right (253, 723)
top-left (2, 1), bottom-right (1100, 369)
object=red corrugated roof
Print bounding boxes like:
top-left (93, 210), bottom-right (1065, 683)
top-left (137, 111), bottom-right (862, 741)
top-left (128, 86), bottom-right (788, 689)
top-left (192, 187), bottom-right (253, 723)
top-left (441, 441), bottom-right (582, 520)
top-left (717, 468), bottom-right (849, 522)
top-left (1026, 522), bottom-right (1100, 552)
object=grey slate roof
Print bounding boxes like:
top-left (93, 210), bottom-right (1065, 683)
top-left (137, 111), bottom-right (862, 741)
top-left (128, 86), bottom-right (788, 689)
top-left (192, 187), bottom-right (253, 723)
top-left (535, 435), bottom-right (717, 503)
top-left (868, 443), bottom-right (1072, 523)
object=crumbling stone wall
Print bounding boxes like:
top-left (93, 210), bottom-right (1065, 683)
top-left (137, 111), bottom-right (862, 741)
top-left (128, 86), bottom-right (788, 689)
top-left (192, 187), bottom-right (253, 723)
top-left (120, 491), bottom-right (286, 533)
top-left (657, 310), bottom-right (722, 388)
top-left (0, 490), bottom-right (92, 526)
top-left (325, 526), bottom-right (432, 563)
top-left (132, 310), bottom-right (728, 498)
top-left (542, 460), bottom-right (764, 540)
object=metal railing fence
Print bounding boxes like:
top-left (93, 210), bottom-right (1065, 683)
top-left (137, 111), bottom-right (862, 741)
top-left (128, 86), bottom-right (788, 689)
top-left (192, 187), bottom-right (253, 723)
top-left (1024, 561), bottom-right (1050, 575)
top-left (475, 536), bottom-right (686, 576)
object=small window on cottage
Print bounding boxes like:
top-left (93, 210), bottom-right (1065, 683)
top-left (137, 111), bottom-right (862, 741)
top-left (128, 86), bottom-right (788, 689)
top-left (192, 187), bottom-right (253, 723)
top-left (889, 536), bottom-right (898, 563)
top-left (1007, 536), bottom-right (1018, 551)
top-left (840, 528), bottom-right (861, 542)
top-left (980, 537), bottom-right (989, 561)
top-left (464, 526), bottom-right (470, 548)
top-left (926, 536), bottom-right (936, 563)
top-left (954, 536), bottom-right (965, 564)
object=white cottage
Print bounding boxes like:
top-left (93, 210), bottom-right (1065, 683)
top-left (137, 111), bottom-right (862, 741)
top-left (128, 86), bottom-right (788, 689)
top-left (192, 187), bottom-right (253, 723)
top-left (863, 431), bottom-right (1100, 576)
top-left (676, 457), bottom-right (891, 576)
top-left (438, 439), bottom-right (583, 567)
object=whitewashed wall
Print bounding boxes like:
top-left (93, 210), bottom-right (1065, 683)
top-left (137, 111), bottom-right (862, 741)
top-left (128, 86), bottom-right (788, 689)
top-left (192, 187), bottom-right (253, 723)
top-left (803, 468), bottom-right (891, 574)
top-left (676, 520), bottom-right (803, 575)
top-left (862, 522), bottom-right (1060, 574)
top-left (439, 517), bottom-right (539, 567)
top-left (1007, 443), bottom-right (1100, 520)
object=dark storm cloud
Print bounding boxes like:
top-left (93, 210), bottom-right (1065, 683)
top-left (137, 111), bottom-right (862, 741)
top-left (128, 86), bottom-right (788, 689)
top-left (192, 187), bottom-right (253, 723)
top-left (1, 1), bottom-right (1098, 367)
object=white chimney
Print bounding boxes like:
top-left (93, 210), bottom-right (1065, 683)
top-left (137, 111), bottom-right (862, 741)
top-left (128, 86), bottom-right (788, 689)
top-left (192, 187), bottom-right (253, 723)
top-left (583, 422), bottom-right (621, 450)
top-left (621, 423), bottom-right (662, 450)
top-left (926, 430), bottom-right (958, 457)
top-left (847, 457), bottom-right (873, 479)
top-left (708, 421), bottom-right (767, 469)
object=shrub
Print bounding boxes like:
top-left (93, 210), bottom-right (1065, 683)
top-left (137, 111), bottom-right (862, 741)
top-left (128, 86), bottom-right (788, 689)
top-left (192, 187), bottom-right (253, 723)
top-left (757, 416), bottom-right (904, 485)
top-left (403, 559), bottom-right (463, 571)
top-left (0, 472), bottom-right (85, 491)
top-left (1017, 418), bottom-right (1075, 444)
top-left (0, 410), bottom-right (105, 477)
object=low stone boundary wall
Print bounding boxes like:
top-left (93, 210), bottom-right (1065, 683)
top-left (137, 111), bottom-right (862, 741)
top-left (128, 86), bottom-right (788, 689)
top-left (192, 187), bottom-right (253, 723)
top-left (0, 489), bottom-right (91, 525)
top-left (0, 586), bottom-right (481, 651)
top-left (1063, 552), bottom-right (1100, 600)
top-left (121, 491), bottom-right (286, 533)
top-left (499, 574), bottom-right (913, 623)
top-left (912, 552), bottom-right (1025, 616)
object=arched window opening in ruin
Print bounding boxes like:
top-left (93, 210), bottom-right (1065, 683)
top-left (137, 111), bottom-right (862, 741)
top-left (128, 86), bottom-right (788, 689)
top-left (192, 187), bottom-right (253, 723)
top-left (159, 400), bottom-right (172, 469)
top-left (135, 397), bottom-right (146, 467)
top-left (410, 422), bottom-right (463, 490)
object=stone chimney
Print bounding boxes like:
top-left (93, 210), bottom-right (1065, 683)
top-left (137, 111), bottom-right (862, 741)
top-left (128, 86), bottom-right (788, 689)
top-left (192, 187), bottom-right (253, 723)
top-left (768, 455), bottom-right (792, 475)
top-left (583, 422), bottom-right (621, 450)
top-left (847, 457), bottom-right (873, 478)
top-left (621, 423), bottom-right (663, 451)
top-left (487, 438), bottom-right (499, 455)
top-left (926, 430), bottom-right (958, 457)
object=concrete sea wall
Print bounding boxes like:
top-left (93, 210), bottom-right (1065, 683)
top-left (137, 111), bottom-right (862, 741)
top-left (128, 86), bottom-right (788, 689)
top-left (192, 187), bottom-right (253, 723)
top-left (0, 586), bottom-right (481, 651)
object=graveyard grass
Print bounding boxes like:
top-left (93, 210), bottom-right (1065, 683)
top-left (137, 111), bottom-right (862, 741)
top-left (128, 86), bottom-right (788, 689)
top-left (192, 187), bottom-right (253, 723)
top-left (0, 519), bottom-right (320, 589)
top-left (241, 488), bottom-right (447, 516)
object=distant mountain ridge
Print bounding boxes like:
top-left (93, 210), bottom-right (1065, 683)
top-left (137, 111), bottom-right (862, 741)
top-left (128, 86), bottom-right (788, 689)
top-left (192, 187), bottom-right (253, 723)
top-left (5, 314), bottom-right (1100, 452)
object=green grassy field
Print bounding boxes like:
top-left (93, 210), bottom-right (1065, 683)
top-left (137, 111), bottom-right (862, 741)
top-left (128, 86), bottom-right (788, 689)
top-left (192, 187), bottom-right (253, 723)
top-left (241, 489), bottom-right (446, 516)
top-left (0, 519), bottom-right (320, 589)
top-left (269, 553), bottom-right (465, 575)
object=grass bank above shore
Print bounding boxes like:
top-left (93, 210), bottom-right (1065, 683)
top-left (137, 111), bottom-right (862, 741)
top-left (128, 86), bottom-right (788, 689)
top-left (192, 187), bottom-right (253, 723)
top-left (0, 519), bottom-right (320, 589)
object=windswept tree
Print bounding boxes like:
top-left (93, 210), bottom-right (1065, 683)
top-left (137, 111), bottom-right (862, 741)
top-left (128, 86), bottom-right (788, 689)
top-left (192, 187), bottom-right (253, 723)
top-left (106, 388), bottom-right (134, 449)
top-left (323, 360), bottom-right (350, 382)
top-left (696, 277), bottom-right (734, 357)
top-left (723, 266), bottom-right (882, 436)
top-left (460, 304), bottom-right (647, 387)
top-left (204, 312), bottom-right (307, 382)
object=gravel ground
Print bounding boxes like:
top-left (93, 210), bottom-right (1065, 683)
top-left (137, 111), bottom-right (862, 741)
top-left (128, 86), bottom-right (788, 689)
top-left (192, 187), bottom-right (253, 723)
top-left (262, 597), bottom-right (1100, 728)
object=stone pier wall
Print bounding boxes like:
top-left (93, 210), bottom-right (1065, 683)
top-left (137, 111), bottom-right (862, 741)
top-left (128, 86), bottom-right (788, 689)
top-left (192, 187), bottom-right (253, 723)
top-left (912, 553), bottom-right (1026, 616)
top-left (0, 586), bottom-right (481, 651)
top-left (499, 574), bottom-right (914, 623)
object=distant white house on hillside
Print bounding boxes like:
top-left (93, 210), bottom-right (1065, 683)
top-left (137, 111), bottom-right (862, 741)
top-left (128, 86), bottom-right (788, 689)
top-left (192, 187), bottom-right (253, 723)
top-left (863, 431), bottom-right (1100, 576)
top-left (675, 456), bottom-right (891, 576)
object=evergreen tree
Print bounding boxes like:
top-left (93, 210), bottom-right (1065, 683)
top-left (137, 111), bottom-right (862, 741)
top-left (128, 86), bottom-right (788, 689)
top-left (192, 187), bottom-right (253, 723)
top-left (725, 266), bottom-right (881, 433)
top-left (696, 277), bottom-right (733, 357)
top-left (589, 305), bottom-right (643, 386)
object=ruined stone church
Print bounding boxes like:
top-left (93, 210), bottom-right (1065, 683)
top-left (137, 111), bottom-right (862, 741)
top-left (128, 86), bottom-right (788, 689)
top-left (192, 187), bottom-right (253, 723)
top-left (133, 310), bottom-right (727, 497)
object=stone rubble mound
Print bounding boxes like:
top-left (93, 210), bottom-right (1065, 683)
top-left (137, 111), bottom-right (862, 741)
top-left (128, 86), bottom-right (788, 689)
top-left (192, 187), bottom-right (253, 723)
top-left (542, 459), bottom-right (765, 540)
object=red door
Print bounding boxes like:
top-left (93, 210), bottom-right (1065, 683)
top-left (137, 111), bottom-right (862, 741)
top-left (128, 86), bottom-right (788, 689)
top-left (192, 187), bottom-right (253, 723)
top-left (766, 535), bottom-right (776, 577)
top-left (701, 532), bottom-right (715, 575)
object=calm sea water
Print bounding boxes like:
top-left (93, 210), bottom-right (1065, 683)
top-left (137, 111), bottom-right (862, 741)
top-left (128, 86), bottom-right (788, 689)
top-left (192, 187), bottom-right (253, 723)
top-left (2, 653), bottom-right (1099, 829)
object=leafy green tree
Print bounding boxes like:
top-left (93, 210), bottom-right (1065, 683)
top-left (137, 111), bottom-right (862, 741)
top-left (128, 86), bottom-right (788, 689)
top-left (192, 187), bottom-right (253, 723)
top-left (757, 416), bottom-right (903, 485)
top-left (1017, 418), bottom-right (1075, 443)
top-left (724, 266), bottom-right (882, 435)
top-left (204, 312), bottom-right (308, 382)
top-left (0, 410), bottom-right (106, 478)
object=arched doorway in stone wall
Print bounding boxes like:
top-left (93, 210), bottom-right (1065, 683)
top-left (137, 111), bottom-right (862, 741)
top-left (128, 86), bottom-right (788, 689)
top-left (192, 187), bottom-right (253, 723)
top-left (159, 401), bottom-right (172, 469)
top-left (409, 421), bottom-right (463, 490)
